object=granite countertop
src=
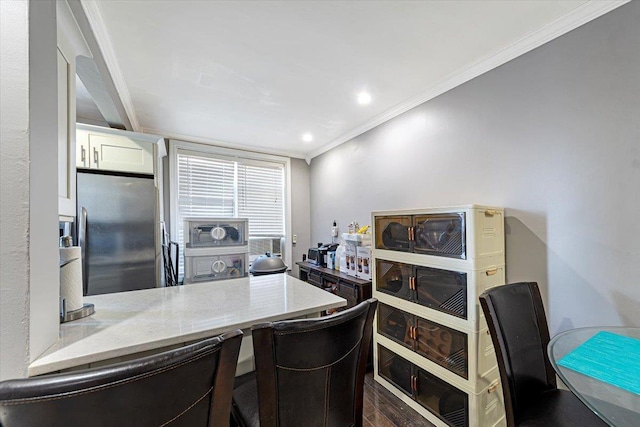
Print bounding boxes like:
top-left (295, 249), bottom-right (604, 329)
top-left (28, 274), bottom-right (346, 376)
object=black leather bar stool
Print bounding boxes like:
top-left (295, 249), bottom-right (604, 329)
top-left (479, 282), bottom-right (607, 427)
top-left (0, 330), bottom-right (243, 427)
top-left (232, 299), bottom-right (377, 427)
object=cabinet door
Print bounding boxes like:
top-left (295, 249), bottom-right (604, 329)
top-left (335, 280), bottom-right (358, 309)
top-left (415, 317), bottom-right (468, 379)
top-left (413, 213), bottom-right (466, 259)
top-left (377, 345), bottom-right (413, 397)
top-left (375, 215), bottom-right (412, 251)
top-left (57, 46), bottom-right (76, 217)
top-left (377, 303), bottom-right (415, 350)
top-left (375, 259), bottom-right (412, 301)
top-left (414, 266), bottom-right (467, 319)
top-left (414, 367), bottom-right (468, 427)
top-left (307, 270), bottom-right (323, 288)
top-left (89, 133), bottom-right (154, 174)
top-left (76, 129), bottom-right (90, 168)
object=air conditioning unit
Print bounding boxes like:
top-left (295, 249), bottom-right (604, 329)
top-left (249, 237), bottom-right (283, 261)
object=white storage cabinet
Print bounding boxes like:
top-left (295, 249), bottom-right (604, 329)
top-left (76, 125), bottom-right (155, 175)
top-left (57, 0), bottom-right (91, 218)
top-left (372, 205), bottom-right (506, 427)
top-left (183, 218), bottom-right (250, 283)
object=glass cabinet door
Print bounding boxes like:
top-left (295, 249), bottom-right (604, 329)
top-left (378, 304), bottom-right (415, 351)
top-left (413, 213), bottom-right (465, 259)
top-left (378, 345), bottom-right (413, 396)
top-left (414, 266), bottom-right (467, 319)
top-left (375, 215), bottom-right (412, 251)
top-left (415, 368), bottom-right (468, 427)
top-left (415, 318), bottom-right (468, 379)
top-left (375, 259), bottom-right (412, 301)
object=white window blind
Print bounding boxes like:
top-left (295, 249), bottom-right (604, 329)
top-left (238, 163), bottom-right (285, 237)
top-left (175, 149), bottom-right (285, 278)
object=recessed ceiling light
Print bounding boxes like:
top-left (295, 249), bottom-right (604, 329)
top-left (302, 133), bottom-right (313, 142)
top-left (357, 92), bottom-right (372, 105)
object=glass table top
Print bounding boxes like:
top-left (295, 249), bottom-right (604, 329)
top-left (548, 327), bottom-right (640, 427)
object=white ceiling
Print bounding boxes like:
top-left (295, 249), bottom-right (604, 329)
top-left (83, 0), bottom-right (623, 160)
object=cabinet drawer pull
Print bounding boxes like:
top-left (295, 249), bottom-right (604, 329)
top-left (81, 146), bottom-right (86, 162)
top-left (409, 226), bottom-right (415, 241)
top-left (485, 268), bottom-right (498, 276)
top-left (93, 148), bottom-right (99, 166)
top-left (488, 380), bottom-right (500, 393)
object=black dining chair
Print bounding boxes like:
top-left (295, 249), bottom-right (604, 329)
top-left (0, 330), bottom-right (243, 427)
top-left (232, 299), bottom-right (377, 427)
top-left (479, 282), bottom-right (607, 427)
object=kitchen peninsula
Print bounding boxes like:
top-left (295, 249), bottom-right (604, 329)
top-left (29, 274), bottom-right (346, 376)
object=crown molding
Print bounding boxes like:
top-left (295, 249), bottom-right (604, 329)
top-left (79, 0), bottom-right (140, 131)
top-left (306, 0), bottom-right (629, 162)
top-left (142, 127), bottom-right (307, 160)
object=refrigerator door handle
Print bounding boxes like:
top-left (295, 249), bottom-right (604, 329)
top-left (79, 207), bottom-right (88, 295)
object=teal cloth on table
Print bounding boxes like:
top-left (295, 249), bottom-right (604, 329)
top-left (558, 331), bottom-right (640, 395)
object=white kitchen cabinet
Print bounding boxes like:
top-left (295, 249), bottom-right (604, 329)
top-left (57, 43), bottom-right (76, 218)
top-left (56, 0), bottom-right (89, 218)
top-left (76, 127), bottom-right (155, 175)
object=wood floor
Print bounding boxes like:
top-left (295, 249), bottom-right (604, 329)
top-left (363, 373), bottom-right (435, 427)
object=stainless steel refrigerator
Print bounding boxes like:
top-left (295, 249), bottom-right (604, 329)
top-left (77, 171), bottom-right (156, 296)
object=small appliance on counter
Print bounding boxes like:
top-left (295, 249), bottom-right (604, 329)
top-left (308, 243), bottom-right (339, 268)
top-left (250, 252), bottom-right (287, 276)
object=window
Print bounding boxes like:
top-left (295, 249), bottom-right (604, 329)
top-left (170, 141), bottom-right (289, 278)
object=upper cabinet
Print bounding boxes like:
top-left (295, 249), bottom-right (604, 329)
top-left (76, 124), bottom-right (163, 175)
top-left (77, 128), bottom-right (155, 174)
top-left (57, 0), bottom-right (91, 218)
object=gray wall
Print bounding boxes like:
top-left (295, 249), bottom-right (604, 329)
top-left (290, 158), bottom-right (311, 277)
top-left (310, 2), bottom-right (640, 334)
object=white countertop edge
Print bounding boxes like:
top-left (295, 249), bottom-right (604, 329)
top-left (28, 301), bottom-right (345, 376)
top-left (28, 276), bottom-right (346, 376)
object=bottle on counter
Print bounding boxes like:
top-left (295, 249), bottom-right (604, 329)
top-left (336, 244), bottom-right (346, 272)
top-left (331, 220), bottom-right (338, 243)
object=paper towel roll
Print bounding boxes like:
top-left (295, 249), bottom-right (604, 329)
top-left (60, 246), bottom-right (83, 312)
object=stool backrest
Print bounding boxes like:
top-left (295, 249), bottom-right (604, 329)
top-left (253, 299), bottom-right (377, 427)
top-left (0, 330), bottom-right (242, 427)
